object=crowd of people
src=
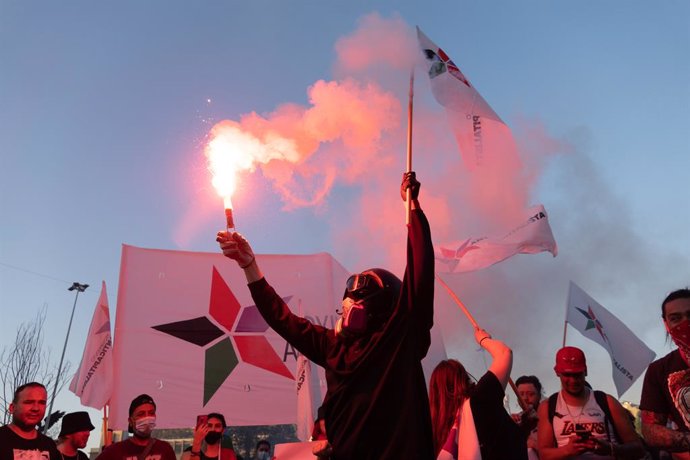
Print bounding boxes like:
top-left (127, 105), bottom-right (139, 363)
top-left (2, 173), bottom-right (688, 460)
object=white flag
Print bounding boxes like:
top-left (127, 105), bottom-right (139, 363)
top-left (69, 281), bottom-right (114, 409)
top-left (417, 27), bottom-right (520, 172)
top-left (295, 354), bottom-right (321, 441)
top-left (566, 281), bottom-right (656, 397)
top-left (436, 205), bottom-right (558, 273)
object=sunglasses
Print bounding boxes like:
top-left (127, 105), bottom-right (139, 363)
top-left (344, 273), bottom-right (383, 298)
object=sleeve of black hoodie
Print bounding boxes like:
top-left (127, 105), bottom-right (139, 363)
top-left (402, 208), bottom-right (434, 357)
top-left (247, 277), bottom-right (332, 368)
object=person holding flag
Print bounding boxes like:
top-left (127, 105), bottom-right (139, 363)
top-left (428, 328), bottom-right (526, 460)
top-left (217, 171), bottom-right (435, 460)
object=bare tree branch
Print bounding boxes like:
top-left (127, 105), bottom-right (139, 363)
top-left (1, 307), bottom-right (72, 425)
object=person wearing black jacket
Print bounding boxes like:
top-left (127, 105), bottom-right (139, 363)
top-left (217, 172), bottom-right (435, 460)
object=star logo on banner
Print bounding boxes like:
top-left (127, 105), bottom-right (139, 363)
top-left (152, 267), bottom-right (294, 405)
top-left (575, 305), bottom-right (610, 344)
top-left (438, 238), bottom-right (480, 272)
top-left (422, 47), bottom-right (471, 87)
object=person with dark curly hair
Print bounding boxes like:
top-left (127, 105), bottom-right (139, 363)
top-left (641, 288), bottom-right (690, 458)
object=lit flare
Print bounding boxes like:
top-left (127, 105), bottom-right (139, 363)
top-left (205, 122), bottom-right (258, 231)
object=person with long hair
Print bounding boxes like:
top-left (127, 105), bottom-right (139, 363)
top-left (429, 328), bottom-right (526, 460)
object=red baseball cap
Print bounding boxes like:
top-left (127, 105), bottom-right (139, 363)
top-left (554, 346), bottom-right (587, 374)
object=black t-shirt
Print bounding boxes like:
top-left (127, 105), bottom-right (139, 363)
top-left (470, 371), bottom-right (528, 460)
top-left (248, 210), bottom-right (436, 460)
top-left (95, 439), bottom-right (176, 460)
top-left (640, 348), bottom-right (690, 432)
top-left (182, 446), bottom-right (238, 460)
top-left (0, 425), bottom-right (61, 460)
top-left (58, 450), bottom-right (89, 460)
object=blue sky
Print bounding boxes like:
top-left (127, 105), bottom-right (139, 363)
top-left (1, 0), bottom-right (688, 444)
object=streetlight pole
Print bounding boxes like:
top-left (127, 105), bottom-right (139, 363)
top-left (44, 282), bottom-right (88, 433)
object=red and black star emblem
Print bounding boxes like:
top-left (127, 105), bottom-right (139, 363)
top-left (152, 267), bottom-right (294, 405)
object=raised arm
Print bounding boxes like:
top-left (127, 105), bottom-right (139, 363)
top-left (217, 231), bottom-right (330, 365)
top-left (474, 328), bottom-right (512, 390)
top-left (401, 172), bottom-right (434, 329)
top-left (216, 231), bottom-right (263, 283)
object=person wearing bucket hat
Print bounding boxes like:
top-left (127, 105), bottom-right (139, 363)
top-left (537, 347), bottom-right (645, 459)
top-left (57, 412), bottom-right (94, 460)
top-left (96, 394), bottom-right (175, 460)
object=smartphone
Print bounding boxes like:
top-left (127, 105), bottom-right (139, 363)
top-left (196, 415), bottom-right (208, 429)
top-left (574, 424), bottom-right (590, 441)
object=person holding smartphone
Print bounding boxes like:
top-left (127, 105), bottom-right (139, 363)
top-left (537, 347), bottom-right (644, 459)
top-left (182, 413), bottom-right (237, 460)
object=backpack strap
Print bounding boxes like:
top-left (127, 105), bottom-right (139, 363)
top-left (547, 392), bottom-right (558, 425)
top-left (136, 438), bottom-right (156, 460)
top-left (594, 390), bottom-right (621, 442)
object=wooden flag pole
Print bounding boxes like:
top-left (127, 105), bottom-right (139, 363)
top-left (434, 273), bottom-right (478, 329)
top-left (405, 69), bottom-right (414, 225)
top-left (102, 405), bottom-right (110, 447)
top-left (562, 282), bottom-right (571, 348)
top-left (435, 273), bottom-right (528, 411)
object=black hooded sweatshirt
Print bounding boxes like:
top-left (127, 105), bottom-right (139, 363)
top-left (248, 209), bottom-right (435, 460)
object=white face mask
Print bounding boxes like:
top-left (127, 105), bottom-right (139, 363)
top-left (134, 416), bottom-right (156, 437)
top-left (256, 452), bottom-right (270, 460)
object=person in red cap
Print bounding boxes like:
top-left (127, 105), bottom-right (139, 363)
top-left (536, 347), bottom-right (644, 459)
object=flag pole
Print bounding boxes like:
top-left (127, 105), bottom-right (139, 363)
top-left (435, 273), bottom-right (478, 329)
top-left (102, 405), bottom-right (110, 447)
top-left (562, 282), bottom-right (571, 347)
top-left (435, 273), bottom-right (528, 411)
top-left (405, 68), bottom-right (414, 225)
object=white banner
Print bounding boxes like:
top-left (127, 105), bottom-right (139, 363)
top-left (69, 281), bottom-right (114, 409)
top-left (566, 281), bottom-right (656, 397)
top-left (109, 245), bottom-right (347, 429)
top-left (436, 204), bottom-right (558, 273)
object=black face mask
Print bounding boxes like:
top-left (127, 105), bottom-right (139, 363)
top-left (205, 431), bottom-right (222, 444)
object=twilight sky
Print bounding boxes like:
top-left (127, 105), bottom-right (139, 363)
top-left (1, 0), bottom-right (688, 443)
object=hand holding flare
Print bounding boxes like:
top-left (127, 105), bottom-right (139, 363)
top-left (216, 232), bottom-right (255, 269)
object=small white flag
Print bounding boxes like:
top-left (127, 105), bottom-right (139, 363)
top-left (436, 205), bottom-right (558, 273)
top-left (69, 281), bottom-right (114, 409)
top-left (566, 281), bottom-right (656, 397)
top-left (295, 354), bottom-right (321, 441)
